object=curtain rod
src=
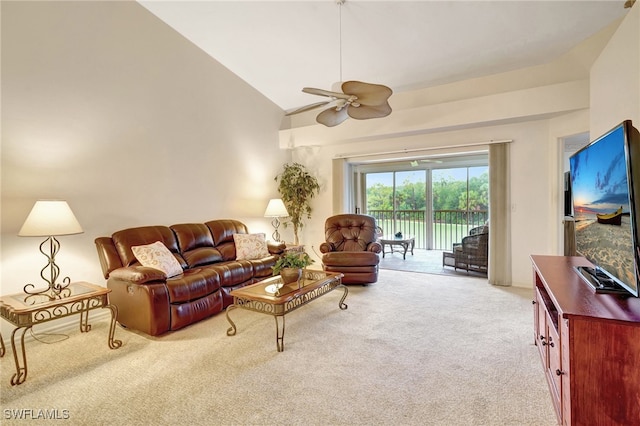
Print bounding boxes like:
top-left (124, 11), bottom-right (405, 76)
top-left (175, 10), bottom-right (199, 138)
top-left (334, 139), bottom-right (513, 159)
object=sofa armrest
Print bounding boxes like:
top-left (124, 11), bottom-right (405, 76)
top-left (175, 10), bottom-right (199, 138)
top-left (319, 242), bottom-right (335, 253)
top-left (268, 241), bottom-right (286, 255)
top-left (107, 277), bottom-right (170, 336)
top-left (108, 266), bottom-right (167, 284)
top-left (366, 241), bottom-right (382, 254)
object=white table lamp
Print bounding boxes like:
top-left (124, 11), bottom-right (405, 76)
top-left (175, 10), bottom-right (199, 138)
top-left (264, 198), bottom-right (289, 242)
top-left (19, 200), bottom-right (84, 300)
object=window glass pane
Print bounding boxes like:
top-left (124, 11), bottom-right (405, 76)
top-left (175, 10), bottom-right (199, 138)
top-left (432, 168), bottom-right (467, 211)
top-left (395, 170), bottom-right (426, 210)
top-left (468, 166), bottom-right (489, 211)
top-left (432, 166), bottom-right (489, 249)
top-left (365, 172), bottom-right (393, 211)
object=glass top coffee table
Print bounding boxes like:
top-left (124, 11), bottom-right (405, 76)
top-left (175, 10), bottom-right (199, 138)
top-left (380, 235), bottom-right (415, 259)
top-left (225, 270), bottom-right (346, 352)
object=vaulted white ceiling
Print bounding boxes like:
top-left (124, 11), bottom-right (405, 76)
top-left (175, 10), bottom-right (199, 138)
top-left (138, 1), bottom-right (629, 112)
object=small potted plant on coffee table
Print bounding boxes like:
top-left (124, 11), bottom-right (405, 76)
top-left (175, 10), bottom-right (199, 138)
top-left (272, 251), bottom-right (314, 285)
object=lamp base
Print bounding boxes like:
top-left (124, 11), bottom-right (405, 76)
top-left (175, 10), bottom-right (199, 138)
top-left (24, 277), bottom-right (71, 301)
top-left (271, 217), bottom-right (283, 243)
top-left (23, 236), bottom-right (72, 301)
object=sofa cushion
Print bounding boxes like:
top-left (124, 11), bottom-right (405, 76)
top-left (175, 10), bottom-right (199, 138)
top-left (233, 233), bottom-right (270, 260)
top-left (164, 267), bottom-right (221, 304)
top-left (170, 291), bottom-right (223, 331)
top-left (322, 251), bottom-right (380, 267)
top-left (324, 214), bottom-right (378, 252)
top-left (132, 241), bottom-right (183, 278)
top-left (112, 226), bottom-right (185, 268)
top-left (171, 223), bottom-right (223, 268)
top-left (206, 219), bottom-right (248, 261)
top-left (209, 261), bottom-right (254, 287)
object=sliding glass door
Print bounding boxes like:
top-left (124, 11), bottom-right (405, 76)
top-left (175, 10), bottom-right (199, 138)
top-left (432, 166), bottom-right (488, 250)
top-left (360, 158), bottom-right (488, 250)
top-left (366, 170), bottom-right (427, 247)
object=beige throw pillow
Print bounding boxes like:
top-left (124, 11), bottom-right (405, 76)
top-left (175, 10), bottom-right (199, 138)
top-left (131, 241), bottom-right (183, 278)
top-left (233, 233), bottom-right (270, 260)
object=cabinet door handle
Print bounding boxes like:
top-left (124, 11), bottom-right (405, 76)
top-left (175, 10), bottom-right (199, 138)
top-left (532, 300), bottom-right (536, 305)
top-left (556, 369), bottom-right (564, 376)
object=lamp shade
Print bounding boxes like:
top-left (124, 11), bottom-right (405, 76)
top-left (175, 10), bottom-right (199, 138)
top-left (18, 200), bottom-right (84, 237)
top-left (263, 198), bottom-right (289, 218)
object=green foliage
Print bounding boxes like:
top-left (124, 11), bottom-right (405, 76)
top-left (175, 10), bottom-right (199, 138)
top-left (366, 183), bottom-right (393, 210)
top-left (367, 170), bottom-right (489, 212)
top-left (275, 163), bottom-right (320, 243)
top-left (395, 179), bottom-right (426, 210)
top-left (271, 252), bottom-right (314, 275)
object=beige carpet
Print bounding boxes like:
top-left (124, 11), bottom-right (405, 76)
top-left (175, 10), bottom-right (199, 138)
top-left (1, 269), bottom-right (556, 425)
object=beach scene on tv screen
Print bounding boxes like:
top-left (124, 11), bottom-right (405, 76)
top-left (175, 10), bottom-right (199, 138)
top-left (570, 127), bottom-right (635, 288)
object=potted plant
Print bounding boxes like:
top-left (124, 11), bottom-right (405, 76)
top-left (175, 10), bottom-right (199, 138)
top-left (272, 251), bottom-right (314, 284)
top-left (275, 162), bottom-right (320, 245)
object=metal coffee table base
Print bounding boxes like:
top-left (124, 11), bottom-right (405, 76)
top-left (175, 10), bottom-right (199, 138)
top-left (225, 271), bottom-right (346, 352)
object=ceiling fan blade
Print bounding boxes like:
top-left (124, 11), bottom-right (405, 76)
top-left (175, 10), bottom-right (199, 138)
top-left (347, 102), bottom-right (392, 120)
top-left (341, 81), bottom-right (393, 106)
top-left (316, 106), bottom-right (350, 127)
top-left (284, 101), bottom-right (331, 116)
top-left (303, 87), bottom-right (353, 100)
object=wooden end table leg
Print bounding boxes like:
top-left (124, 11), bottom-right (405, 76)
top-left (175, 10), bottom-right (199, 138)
top-left (10, 326), bottom-right (30, 386)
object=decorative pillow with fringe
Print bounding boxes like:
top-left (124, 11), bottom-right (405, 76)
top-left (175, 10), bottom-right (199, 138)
top-left (132, 241), bottom-right (183, 278)
top-left (233, 233), bottom-right (270, 260)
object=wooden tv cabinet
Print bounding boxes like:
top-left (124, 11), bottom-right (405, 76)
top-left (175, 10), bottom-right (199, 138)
top-left (531, 255), bottom-right (640, 425)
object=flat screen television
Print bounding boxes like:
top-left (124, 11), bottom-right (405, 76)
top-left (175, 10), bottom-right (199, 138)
top-left (569, 120), bottom-right (640, 297)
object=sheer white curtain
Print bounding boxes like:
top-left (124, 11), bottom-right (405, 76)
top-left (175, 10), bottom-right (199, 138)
top-left (488, 143), bottom-right (512, 286)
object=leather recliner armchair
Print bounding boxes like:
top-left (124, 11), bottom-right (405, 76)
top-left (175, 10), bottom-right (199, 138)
top-left (319, 214), bottom-right (381, 284)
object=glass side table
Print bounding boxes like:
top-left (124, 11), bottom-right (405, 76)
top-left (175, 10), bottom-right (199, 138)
top-left (0, 281), bottom-right (122, 385)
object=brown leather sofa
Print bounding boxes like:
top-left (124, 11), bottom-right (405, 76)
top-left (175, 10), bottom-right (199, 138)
top-left (320, 214), bottom-right (381, 284)
top-left (95, 220), bottom-right (284, 336)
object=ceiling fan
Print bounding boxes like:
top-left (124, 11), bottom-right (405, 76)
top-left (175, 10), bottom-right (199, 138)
top-left (410, 159), bottom-right (444, 167)
top-left (285, 0), bottom-right (393, 127)
top-left (286, 81), bottom-right (393, 127)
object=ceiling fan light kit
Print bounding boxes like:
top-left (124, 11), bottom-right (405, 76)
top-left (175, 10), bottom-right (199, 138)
top-left (286, 0), bottom-right (393, 127)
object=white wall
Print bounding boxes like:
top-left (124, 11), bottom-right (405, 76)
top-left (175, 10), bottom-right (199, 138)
top-left (590, 4), bottom-right (640, 134)
top-left (0, 0), bottom-right (289, 334)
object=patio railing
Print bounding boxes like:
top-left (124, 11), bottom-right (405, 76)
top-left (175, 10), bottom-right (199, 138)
top-left (368, 209), bottom-right (488, 250)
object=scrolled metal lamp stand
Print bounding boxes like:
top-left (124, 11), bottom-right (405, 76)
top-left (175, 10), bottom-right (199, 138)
top-left (23, 236), bottom-right (71, 301)
top-left (271, 217), bottom-right (282, 242)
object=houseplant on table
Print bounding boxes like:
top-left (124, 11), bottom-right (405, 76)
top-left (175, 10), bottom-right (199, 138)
top-left (272, 251), bottom-right (314, 284)
top-left (274, 162), bottom-right (320, 245)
